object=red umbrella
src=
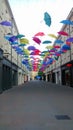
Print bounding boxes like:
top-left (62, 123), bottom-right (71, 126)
top-left (58, 31), bottom-right (68, 36)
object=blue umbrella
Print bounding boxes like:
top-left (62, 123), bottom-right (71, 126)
top-left (60, 20), bottom-right (73, 25)
top-left (44, 12), bottom-right (51, 27)
top-left (54, 39), bottom-right (64, 44)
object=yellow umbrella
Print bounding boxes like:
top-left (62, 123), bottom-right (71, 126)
top-left (48, 34), bottom-right (57, 39)
top-left (46, 45), bottom-right (53, 49)
top-left (24, 49), bottom-right (30, 55)
top-left (20, 38), bottom-right (29, 44)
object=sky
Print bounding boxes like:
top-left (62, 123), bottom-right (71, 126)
top-left (8, 0), bottom-right (73, 51)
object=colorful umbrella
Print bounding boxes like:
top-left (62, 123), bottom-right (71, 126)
top-left (60, 20), bottom-right (73, 25)
top-left (58, 31), bottom-right (68, 36)
top-left (34, 32), bottom-right (45, 36)
top-left (16, 34), bottom-right (25, 38)
top-left (20, 38), bottom-right (29, 44)
top-left (54, 39), bottom-right (64, 44)
top-left (27, 46), bottom-right (36, 50)
top-left (9, 36), bottom-right (17, 42)
top-left (48, 34), bottom-right (57, 39)
top-left (66, 37), bottom-right (73, 42)
top-left (53, 45), bottom-right (60, 48)
top-left (33, 37), bottom-right (41, 44)
top-left (61, 44), bottom-right (70, 50)
top-left (42, 40), bottom-right (52, 44)
top-left (0, 20), bottom-right (12, 26)
top-left (44, 12), bottom-right (51, 27)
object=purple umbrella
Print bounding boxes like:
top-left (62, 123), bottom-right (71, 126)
top-left (0, 20), bottom-right (12, 26)
top-left (66, 37), bottom-right (73, 42)
top-left (27, 46), bottom-right (36, 50)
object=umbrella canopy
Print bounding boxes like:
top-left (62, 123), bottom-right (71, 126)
top-left (61, 44), bottom-right (70, 50)
top-left (20, 38), bottom-right (29, 44)
top-left (42, 40), bottom-right (52, 44)
top-left (48, 34), bottom-right (57, 39)
top-left (53, 45), bottom-right (60, 48)
top-left (54, 39), bottom-right (64, 44)
top-left (60, 20), bottom-right (73, 25)
top-left (66, 37), bottom-right (73, 42)
top-left (44, 12), bottom-right (51, 27)
top-left (33, 37), bottom-right (41, 44)
top-left (9, 36), bottom-right (17, 42)
top-left (34, 32), bottom-right (45, 36)
top-left (16, 34), bottom-right (25, 38)
top-left (58, 31), bottom-right (68, 36)
top-left (27, 46), bottom-right (36, 50)
top-left (0, 20), bottom-right (12, 26)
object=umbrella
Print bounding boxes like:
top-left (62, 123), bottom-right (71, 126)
top-left (27, 46), bottom-right (36, 50)
top-left (9, 36), bottom-right (17, 42)
top-left (44, 12), bottom-right (51, 27)
top-left (33, 37), bottom-right (41, 44)
top-left (53, 45), bottom-right (60, 48)
top-left (42, 40), bottom-right (52, 44)
top-left (60, 20), bottom-right (73, 25)
top-left (20, 38), bottom-right (29, 44)
top-left (61, 44), bottom-right (70, 50)
top-left (0, 20), bottom-right (12, 26)
top-left (54, 39), bottom-right (64, 44)
top-left (34, 32), bottom-right (45, 36)
top-left (58, 31), bottom-right (68, 36)
top-left (48, 34), bottom-right (57, 39)
top-left (66, 37), bottom-right (73, 42)
top-left (16, 34), bottom-right (25, 38)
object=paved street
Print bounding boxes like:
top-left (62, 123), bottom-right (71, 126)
top-left (0, 80), bottom-right (73, 130)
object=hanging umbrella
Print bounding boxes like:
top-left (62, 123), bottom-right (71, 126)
top-left (16, 34), bottom-right (25, 38)
top-left (0, 20), bottom-right (12, 26)
top-left (54, 39), bottom-right (64, 44)
top-left (61, 44), bottom-right (70, 50)
top-left (18, 43), bottom-right (26, 47)
top-left (53, 45), bottom-right (60, 48)
top-left (48, 34), bottom-right (57, 39)
top-left (60, 20), bottom-right (73, 25)
top-left (20, 38), bottom-right (29, 44)
top-left (9, 36), bottom-right (17, 42)
top-left (34, 32), bottom-right (45, 36)
top-left (58, 31), bottom-right (68, 36)
top-left (44, 12), bottom-right (51, 27)
top-left (32, 37), bottom-right (41, 44)
top-left (27, 46), bottom-right (36, 51)
top-left (42, 40), bottom-right (52, 44)
top-left (46, 45), bottom-right (53, 49)
top-left (66, 37), bottom-right (73, 42)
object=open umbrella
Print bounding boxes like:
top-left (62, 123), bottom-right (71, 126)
top-left (27, 46), bottom-right (36, 50)
top-left (54, 39), bottom-right (64, 44)
top-left (60, 20), bottom-right (73, 25)
top-left (34, 32), bottom-right (45, 36)
top-left (58, 31), bottom-right (68, 36)
top-left (66, 37), bottom-right (73, 42)
top-left (33, 37), bottom-right (41, 44)
top-left (20, 38), bottom-right (29, 44)
top-left (0, 20), bottom-right (12, 26)
top-left (42, 40), bottom-right (52, 44)
top-left (48, 34), bottom-right (57, 39)
top-left (44, 12), bottom-right (51, 27)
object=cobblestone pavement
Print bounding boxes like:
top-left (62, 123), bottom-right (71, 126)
top-left (0, 80), bottom-right (73, 130)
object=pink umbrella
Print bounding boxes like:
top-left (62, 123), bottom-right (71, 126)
top-left (32, 37), bottom-right (41, 44)
top-left (34, 32), bottom-right (45, 36)
top-left (58, 31), bottom-right (68, 36)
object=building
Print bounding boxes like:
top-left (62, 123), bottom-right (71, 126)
top-left (0, 0), bottom-right (28, 93)
top-left (44, 8), bottom-right (73, 87)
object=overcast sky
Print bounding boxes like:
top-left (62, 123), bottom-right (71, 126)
top-left (8, 0), bottom-right (73, 51)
